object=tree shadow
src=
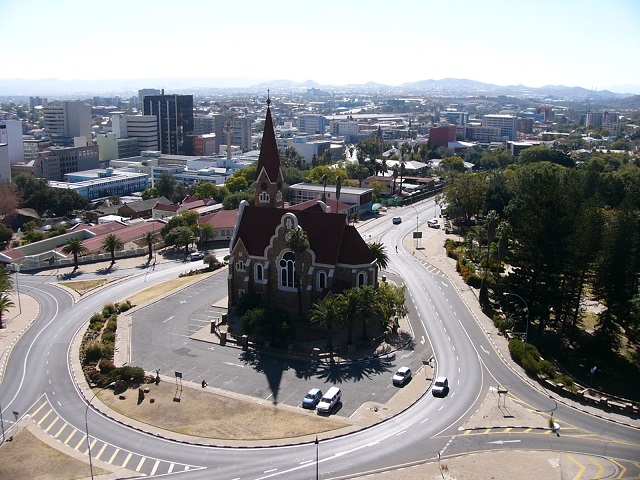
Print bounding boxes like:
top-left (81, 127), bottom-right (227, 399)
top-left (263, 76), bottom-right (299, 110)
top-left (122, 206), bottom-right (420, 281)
top-left (95, 264), bottom-right (118, 275)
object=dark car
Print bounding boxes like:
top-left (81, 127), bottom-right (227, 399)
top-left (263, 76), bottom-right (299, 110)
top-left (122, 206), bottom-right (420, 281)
top-left (302, 388), bottom-right (323, 409)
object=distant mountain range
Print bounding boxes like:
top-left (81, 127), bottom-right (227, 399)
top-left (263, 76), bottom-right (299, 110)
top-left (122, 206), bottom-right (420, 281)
top-left (0, 77), bottom-right (638, 102)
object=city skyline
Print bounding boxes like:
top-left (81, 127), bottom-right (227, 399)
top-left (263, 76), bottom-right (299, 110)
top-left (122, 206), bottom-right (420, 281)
top-left (3, 0), bottom-right (640, 94)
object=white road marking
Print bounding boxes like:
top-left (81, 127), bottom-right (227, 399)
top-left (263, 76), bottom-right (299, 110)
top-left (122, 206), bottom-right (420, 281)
top-left (163, 316), bottom-right (175, 323)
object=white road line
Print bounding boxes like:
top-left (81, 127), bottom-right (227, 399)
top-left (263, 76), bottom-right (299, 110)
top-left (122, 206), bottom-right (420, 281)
top-left (163, 316), bottom-right (175, 323)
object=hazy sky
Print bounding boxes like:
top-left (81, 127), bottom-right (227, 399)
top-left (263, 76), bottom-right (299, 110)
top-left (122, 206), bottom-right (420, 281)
top-left (4, 0), bottom-right (640, 92)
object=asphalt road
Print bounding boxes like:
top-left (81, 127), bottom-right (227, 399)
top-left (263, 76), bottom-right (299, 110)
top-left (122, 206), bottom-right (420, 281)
top-left (1, 199), bottom-right (639, 479)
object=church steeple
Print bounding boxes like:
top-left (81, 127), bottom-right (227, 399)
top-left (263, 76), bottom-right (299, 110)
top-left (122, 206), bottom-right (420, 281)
top-left (255, 93), bottom-right (284, 208)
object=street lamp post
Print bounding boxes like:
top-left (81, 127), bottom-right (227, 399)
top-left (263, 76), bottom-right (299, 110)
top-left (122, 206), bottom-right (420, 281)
top-left (85, 381), bottom-right (115, 479)
top-left (409, 205), bottom-right (420, 248)
top-left (504, 292), bottom-right (530, 357)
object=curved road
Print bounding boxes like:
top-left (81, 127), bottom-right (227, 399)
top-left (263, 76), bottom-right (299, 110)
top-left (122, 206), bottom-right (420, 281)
top-left (1, 201), bottom-right (639, 479)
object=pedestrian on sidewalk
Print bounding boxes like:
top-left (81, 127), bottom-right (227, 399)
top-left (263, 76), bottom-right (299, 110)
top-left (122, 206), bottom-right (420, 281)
top-left (202, 379), bottom-right (207, 388)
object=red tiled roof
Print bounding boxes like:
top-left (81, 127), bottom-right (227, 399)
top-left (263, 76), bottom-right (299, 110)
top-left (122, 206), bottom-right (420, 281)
top-left (198, 209), bottom-right (238, 229)
top-left (288, 198), bottom-right (352, 214)
top-left (233, 205), bottom-right (374, 266)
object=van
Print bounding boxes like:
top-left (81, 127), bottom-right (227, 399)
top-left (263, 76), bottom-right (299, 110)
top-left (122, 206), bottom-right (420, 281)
top-left (316, 386), bottom-right (342, 413)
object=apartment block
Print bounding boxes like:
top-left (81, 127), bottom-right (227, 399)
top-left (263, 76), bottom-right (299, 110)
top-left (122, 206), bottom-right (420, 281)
top-left (43, 101), bottom-right (92, 144)
top-left (482, 114), bottom-right (518, 141)
top-left (34, 145), bottom-right (100, 181)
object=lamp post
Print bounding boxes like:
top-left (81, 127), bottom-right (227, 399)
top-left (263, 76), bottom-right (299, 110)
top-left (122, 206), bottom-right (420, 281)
top-left (85, 381), bottom-right (115, 479)
top-left (14, 264), bottom-right (21, 315)
top-left (315, 436), bottom-right (319, 480)
top-left (409, 205), bottom-right (420, 248)
top-left (504, 292), bottom-right (529, 357)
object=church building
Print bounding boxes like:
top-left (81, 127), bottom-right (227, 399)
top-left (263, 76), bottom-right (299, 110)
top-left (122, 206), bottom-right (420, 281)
top-left (227, 98), bottom-right (377, 318)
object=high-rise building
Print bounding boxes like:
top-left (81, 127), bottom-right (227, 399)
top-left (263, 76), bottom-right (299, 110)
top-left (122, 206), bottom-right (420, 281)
top-left (0, 120), bottom-right (25, 165)
top-left (43, 101), bottom-right (92, 144)
top-left (482, 114), bottom-right (518, 141)
top-left (111, 114), bottom-right (159, 152)
top-left (298, 114), bottom-right (327, 134)
top-left (428, 125), bottom-right (457, 148)
top-left (330, 120), bottom-right (359, 142)
top-left (142, 93), bottom-right (194, 155)
top-left (586, 112), bottom-right (604, 128)
top-left (137, 88), bottom-right (161, 107)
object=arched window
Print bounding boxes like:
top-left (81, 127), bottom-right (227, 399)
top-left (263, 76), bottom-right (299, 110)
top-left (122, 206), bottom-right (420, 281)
top-left (259, 191), bottom-right (270, 203)
top-left (235, 260), bottom-right (245, 271)
top-left (317, 271), bottom-right (326, 290)
top-left (279, 252), bottom-right (296, 289)
top-left (255, 263), bottom-right (264, 281)
top-left (357, 272), bottom-right (367, 287)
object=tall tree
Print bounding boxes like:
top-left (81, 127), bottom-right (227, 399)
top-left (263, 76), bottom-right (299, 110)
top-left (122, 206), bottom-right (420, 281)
top-left (156, 171), bottom-right (176, 199)
top-left (142, 231), bottom-right (158, 262)
top-left (287, 226), bottom-right (310, 320)
top-left (309, 294), bottom-right (340, 350)
top-left (337, 288), bottom-right (361, 345)
top-left (62, 238), bottom-right (89, 270)
top-left (102, 234), bottom-right (124, 264)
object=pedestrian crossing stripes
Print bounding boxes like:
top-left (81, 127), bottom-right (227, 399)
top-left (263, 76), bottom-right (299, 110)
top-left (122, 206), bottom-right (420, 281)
top-left (29, 395), bottom-right (203, 477)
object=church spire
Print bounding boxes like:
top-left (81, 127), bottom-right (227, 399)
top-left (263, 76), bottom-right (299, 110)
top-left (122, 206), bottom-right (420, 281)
top-left (254, 95), bottom-right (284, 208)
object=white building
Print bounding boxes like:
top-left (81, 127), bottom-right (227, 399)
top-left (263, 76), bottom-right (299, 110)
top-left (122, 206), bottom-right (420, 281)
top-left (0, 144), bottom-right (10, 183)
top-left (289, 183), bottom-right (374, 213)
top-left (111, 114), bottom-right (158, 152)
top-left (48, 168), bottom-right (149, 200)
top-left (329, 120), bottom-right (359, 142)
top-left (482, 114), bottom-right (518, 141)
top-left (298, 114), bottom-right (327, 134)
top-left (0, 120), bottom-right (25, 166)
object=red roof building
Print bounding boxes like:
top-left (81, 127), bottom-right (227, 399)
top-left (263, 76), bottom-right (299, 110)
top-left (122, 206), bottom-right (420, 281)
top-left (228, 100), bottom-right (377, 317)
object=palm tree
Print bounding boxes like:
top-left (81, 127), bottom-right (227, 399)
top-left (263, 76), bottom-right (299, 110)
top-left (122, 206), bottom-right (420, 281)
top-left (142, 231), bottom-right (158, 262)
top-left (391, 166), bottom-right (399, 194)
top-left (309, 294), bottom-right (340, 350)
top-left (320, 173), bottom-right (328, 203)
top-left (358, 285), bottom-right (380, 340)
top-left (102, 234), bottom-right (124, 264)
top-left (337, 288), bottom-right (361, 345)
top-left (0, 267), bottom-right (12, 293)
top-left (62, 238), bottom-right (89, 270)
top-left (368, 242), bottom-right (389, 270)
top-left (287, 226), bottom-right (309, 320)
top-left (0, 293), bottom-right (14, 329)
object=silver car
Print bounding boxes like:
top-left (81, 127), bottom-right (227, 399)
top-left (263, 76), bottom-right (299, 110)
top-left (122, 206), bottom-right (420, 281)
top-left (432, 376), bottom-right (449, 396)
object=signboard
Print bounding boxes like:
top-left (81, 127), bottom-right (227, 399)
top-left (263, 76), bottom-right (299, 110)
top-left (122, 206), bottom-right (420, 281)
top-left (413, 232), bottom-right (422, 239)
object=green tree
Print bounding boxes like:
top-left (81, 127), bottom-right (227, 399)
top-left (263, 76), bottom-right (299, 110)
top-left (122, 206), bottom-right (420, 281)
top-left (225, 176), bottom-right (248, 193)
top-left (368, 242), bottom-right (389, 270)
top-left (62, 238), bottom-right (89, 269)
top-left (337, 288), bottom-right (361, 345)
top-left (286, 225), bottom-right (310, 320)
top-left (102, 234), bottom-right (124, 264)
top-left (442, 172), bottom-right (486, 225)
top-left (358, 285), bottom-right (380, 340)
top-left (0, 266), bottom-right (13, 293)
top-left (142, 231), bottom-right (158, 262)
top-left (200, 223), bottom-right (216, 243)
top-left (309, 294), bottom-right (340, 349)
top-left (141, 187), bottom-right (159, 200)
top-left (12, 174), bottom-right (48, 199)
top-left (164, 226), bottom-right (194, 254)
top-left (0, 293), bottom-right (15, 329)
top-left (156, 171), bottom-right (176, 199)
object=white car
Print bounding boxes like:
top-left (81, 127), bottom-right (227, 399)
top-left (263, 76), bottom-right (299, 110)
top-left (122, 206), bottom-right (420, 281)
top-left (427, 218), bottom-right (440, 229)
top-left (432, 376), bottom-right (449, 396)
top-left (392, 367), bottom-right (412, 386)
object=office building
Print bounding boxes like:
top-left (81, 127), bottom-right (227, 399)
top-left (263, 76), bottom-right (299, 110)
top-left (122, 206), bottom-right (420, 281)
top-left (482, 114), bottom-right (518, 141)
top-left (43, 101), bottom-right (92, 145)
top-left (137, 88), bottom-right (161, 107)
top-left (329, 120), bottom-right (359, 142)
top-left (111, 114), bottom-right (159, 152)
top-left (586, 112), bottom-right (604, 128)
top-left (49, 168), bottom-right (149, 200)
top-left (142, 93), bottom-right (194, 155)
top-left (34, 145), bottom-right (99, 181)
top-left (428, 125), bottom-right (457, 148)
top-left (298, 114), bottom-right (327, 134)
top-left (441, 111), bottom-right (469, 125)
top-left (0, 120), bottom-right (25, 165)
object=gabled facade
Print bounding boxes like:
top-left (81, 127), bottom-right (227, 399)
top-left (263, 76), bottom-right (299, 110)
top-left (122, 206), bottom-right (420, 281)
top-left (228, 101), bottom-right (377, 318)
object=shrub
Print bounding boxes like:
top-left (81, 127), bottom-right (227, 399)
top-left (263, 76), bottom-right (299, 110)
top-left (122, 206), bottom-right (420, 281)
top-left (118, 302), bottom-right (130, 312)
top-left (99, 358), bottom-right (116, 374)
top-left (105, 317), bottom-right (117, 332)
top-left (102, 330), bottom-right (116, 344)
top-left (86, 369), bottom-right (109, 387)
top-left (465, 274), bottom-right (482, 288)
top-left (110, 366), bottom-right (145, 385)
top-left (82, 340), bottom-right (103, 365)
top-left (102, 303), bottom-right (117, 317)
top-left (101, 341), bottom-right (114, 359)
top-left (89, 313), bottom-right (105, 331)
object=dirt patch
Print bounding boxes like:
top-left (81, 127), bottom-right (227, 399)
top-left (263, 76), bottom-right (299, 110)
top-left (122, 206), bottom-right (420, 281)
top-left (125, 274), bottom-right (208, 306)
top-left (59, 279), bottom-right (112, 296)
top-left (97, 380), bottom-right (348, 440)
top-left (0, 428), bottom-right (107, 480)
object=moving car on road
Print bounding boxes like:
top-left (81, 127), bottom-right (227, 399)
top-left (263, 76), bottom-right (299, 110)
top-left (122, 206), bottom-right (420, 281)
top-left (392, 216), bottom-right (402, 224)
top-left (432, 376), bottom-right (449, 396)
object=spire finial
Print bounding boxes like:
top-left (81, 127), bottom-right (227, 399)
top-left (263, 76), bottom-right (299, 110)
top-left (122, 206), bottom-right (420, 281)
top-left (267, 88), bottom-right (271, 106)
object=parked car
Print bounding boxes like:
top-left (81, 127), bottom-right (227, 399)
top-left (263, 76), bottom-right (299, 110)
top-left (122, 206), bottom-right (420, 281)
top-left (432, 376), bottom-right (449, 396)
top-left (316, 387), bottom-right (342, 414)
top-left (302, 388), bottom-right (323, 409)
top-left (392, 216), bottom-right (402, 224)
top-left (427, 218), bottom-right (440, 229)
top-left (392, 366), bottom-right (412, 386)
top-left (189, 252), bottom-right (204, 261)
